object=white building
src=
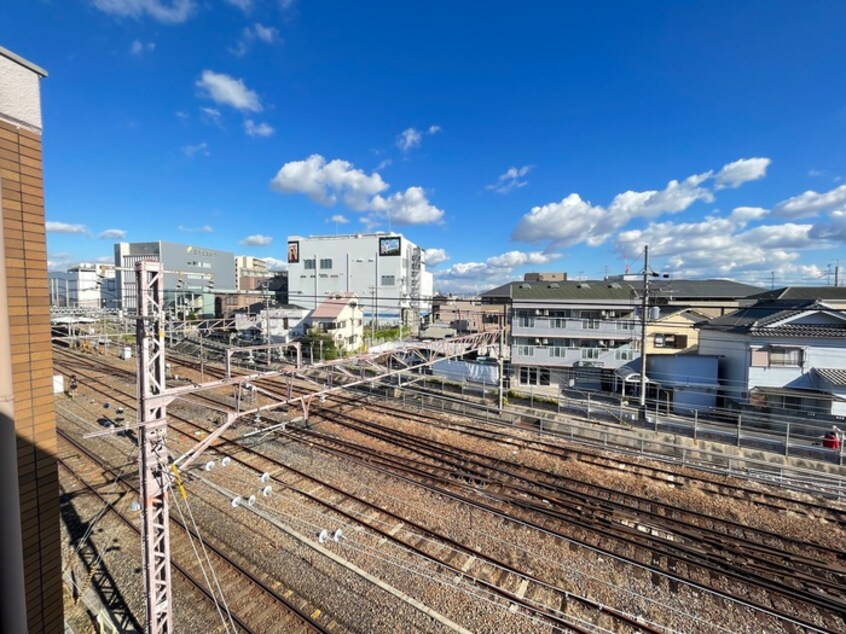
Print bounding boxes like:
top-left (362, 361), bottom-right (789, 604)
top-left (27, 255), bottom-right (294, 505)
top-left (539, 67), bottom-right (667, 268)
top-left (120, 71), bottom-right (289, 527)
top-left (235, 255), bottom-right (270, 291)
top-left (234, 304), bottom-right (310, 343)
top-left (697, 300), bottom-right (846, 417)
top-left (305, 292), bottom-right (364, 354)
top-left (286, 233), bottom-right (433, 326)
top-left (48, 263), bottom-right (117, 308)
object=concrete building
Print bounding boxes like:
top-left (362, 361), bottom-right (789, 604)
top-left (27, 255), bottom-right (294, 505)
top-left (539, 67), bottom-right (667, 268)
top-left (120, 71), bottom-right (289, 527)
top-left (430, 295), bottom-right (505, 335)
top-left (235, 255), bottom-right (271, 291)
top-left (114, 241), bottom-right (236, 316)
top-left (482, 280), bottom-right (642, 390)
top-left (697, 300), bottom-right (846, 417)
top-left (48, 262), bottom-right (117, 308)
top-left (286, 232), bottom-right (433, 326)
top-left (0, 46), bottom-right (62, 633)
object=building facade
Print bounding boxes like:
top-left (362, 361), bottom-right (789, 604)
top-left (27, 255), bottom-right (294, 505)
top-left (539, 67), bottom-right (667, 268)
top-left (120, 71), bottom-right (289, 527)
top-left (114, 241), bottom-right (236, 315)
top-left (286, 232), bottom-right (433, 325)
top-left (305, 292), bottom-right (365, 354)
top-left (483, 280), bottom-right (642, 390)
top-left (48, 262), bottom-right (117, 308)
top-left (0, 46), bottom-right (62, 633)
top-left (697, 300), bottom-right (846, 417)
top-left (235, 255), bottom-right (271, 291)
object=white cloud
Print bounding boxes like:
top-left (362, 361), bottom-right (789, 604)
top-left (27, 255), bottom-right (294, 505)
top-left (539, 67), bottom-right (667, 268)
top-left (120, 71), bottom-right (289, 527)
top-left (808, 169), bottom-right (828, 178)
top-left (424, 248), bottom-right (449, 266)
top-left (396, 128), bottom-right (422, 152)
top-left (92, 0), bottom-right (194, 23)
top-left (376, 158), bottom-right (393, 171)
top-left (181, 142), bottom-right (209, 157)
top-left (615, 216), bottom-right (819, 278)
top-left (271, 154), bottom-right (388, 208)
top-left (232, 22), bottom-right (280, 56)
top-left (240, 234), bottom-right (273, 246)
top-left (252, 23), bottom-right (278, 43)
top-left (729, 206), bottom-right (768, 225)
top-left (427, 125), bottom-right (441, 135)
top-left (200, 107), bottom-right (222, 126)
top-left (369, 186), bottom-right (444, 225)
top-left (270, 154), bottom-right (444, 226)
top-left (178, 224), bottom-right (213, 233)
top-left (810, 210), bottom-right (846, 242)
top-left (244, 119), bottom-right (275, 137)
top-left (329, 214), bottom-right (349, 224)
top-left (514, 168), bottom-right (716, 249)
top-left (175, 110), bottom-right (189, 119)
top-left (434, 249), bottom-right (562, 294)
top-left (98, 229), bottom-right (126, 240)
top-left (263, 256), bottom-right (288, 271)
top-left (46, 221), bottom-right (89, 235)
top-left (714, 157), bottom-right (771, 189)
top-left (130, 39), bottom-right (155, 55)
top-left (487, 165), bottom-right (532, 195)
top-left (196, 70), bottom-right (262, 112)
top-left (775, 184), bottom-right (846, 219)
top-left (512, 193), bottom-right (610, 248)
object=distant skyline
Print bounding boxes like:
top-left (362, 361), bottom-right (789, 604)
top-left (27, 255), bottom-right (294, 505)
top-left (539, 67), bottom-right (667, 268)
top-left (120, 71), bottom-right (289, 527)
top-left (4, 1), bottom-right (846, 292)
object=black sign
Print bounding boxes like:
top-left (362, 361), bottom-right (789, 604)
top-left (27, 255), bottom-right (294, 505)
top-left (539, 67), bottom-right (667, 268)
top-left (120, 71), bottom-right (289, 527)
top-left (379, 236), bottom-right (401, 257)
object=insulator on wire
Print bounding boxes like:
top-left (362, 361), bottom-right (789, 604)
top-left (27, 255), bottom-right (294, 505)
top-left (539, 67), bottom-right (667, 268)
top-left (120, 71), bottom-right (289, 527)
top-left (261, 485), bottom-right (272, 497)
top-left (260, 472), bottom-right (271, 483)
top-left (247, 495), bottom-right (256, 507)
top-left (332, 529), bottom-right (343, 542)
top-left (204, 461), bottom-right (215, 471)
top-left (231, 496), bottom-right (242, 508)
top-left (317, 529), bottom-right (329, 544)
top-left (221, 457), bottom-right (231, 467)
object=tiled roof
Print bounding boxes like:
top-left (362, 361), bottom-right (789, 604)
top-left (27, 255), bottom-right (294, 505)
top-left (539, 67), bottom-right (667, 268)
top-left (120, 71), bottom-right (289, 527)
top-left (749, 286), bottom-right (846, 301)
top-left (629, 279), bottom-right (764, 299)
top-left (481, 280), bottom-right (637, 302)
top-left (813, 368), bottom-right (846, 387)
top-left (699, 300), bottom-right (846, 337)
top-left (312, 292), bottom-right (356, 319)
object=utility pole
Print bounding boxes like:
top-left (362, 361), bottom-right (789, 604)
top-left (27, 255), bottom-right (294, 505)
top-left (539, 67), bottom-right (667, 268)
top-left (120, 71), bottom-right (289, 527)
top-left (836, 259), bottom-right (841, 288)
top-left (638, 246), bottom-right (649, 418)
top-left (135, 261), bottom-right (173, 634)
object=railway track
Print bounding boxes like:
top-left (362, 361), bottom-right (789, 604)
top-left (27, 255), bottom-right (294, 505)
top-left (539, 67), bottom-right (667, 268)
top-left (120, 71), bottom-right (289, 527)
top-left (56, 351), bottom-right (660, 633)
top-left (58, 429), bottom-right (333, 634)
top-left (55, 347), bottom-right (846, 633)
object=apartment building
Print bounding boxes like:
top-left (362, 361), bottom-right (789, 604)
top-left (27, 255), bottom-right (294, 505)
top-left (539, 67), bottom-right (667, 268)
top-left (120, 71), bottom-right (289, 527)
top-left (48, 262), bottom-right (117, 308)
top-left (482, 280), bottom-right (641, 390)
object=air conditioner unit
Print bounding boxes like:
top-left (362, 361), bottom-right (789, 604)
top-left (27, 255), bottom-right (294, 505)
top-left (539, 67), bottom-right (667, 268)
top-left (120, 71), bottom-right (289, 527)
top-left (542, 339), bottom-right (550, 345)
top-left (534, 309), bottom-right (542, 315)
top-left (600, 310), bottom-right (608, 317)
top-left (598, 340), bottom-right (607, 347)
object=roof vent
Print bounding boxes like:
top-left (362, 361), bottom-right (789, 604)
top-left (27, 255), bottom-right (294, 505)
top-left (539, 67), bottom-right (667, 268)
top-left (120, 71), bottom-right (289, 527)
top-left (519, 283), bottom-right (532, 289)
top-left (577, 283), bottom-right (591, 290)
top-left (547, 283), bottom-right (559, 289)
top-left (607, 283), bottom-right (622, 289)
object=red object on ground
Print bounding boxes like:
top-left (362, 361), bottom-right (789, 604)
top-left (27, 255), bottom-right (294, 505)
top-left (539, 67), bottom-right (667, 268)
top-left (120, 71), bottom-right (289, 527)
top-left (822, 433), bottom-right (840, 450)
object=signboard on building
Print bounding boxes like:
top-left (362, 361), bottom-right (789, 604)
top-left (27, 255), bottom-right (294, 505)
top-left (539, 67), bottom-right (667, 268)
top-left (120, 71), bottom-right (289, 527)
top-left (379, 236), bottom-right (401, 257)
top-left (287, 240), bottom-right (300, 263)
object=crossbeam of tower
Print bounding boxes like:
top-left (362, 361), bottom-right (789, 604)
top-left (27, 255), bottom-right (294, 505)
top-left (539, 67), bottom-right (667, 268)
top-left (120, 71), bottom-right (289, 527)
top-left (131, 260), bottom-right (505, 632)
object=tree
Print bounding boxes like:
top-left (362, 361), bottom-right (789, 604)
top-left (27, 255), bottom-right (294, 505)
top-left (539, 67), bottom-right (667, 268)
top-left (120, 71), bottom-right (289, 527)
top-left (301, 327), bottom-right (342, 361)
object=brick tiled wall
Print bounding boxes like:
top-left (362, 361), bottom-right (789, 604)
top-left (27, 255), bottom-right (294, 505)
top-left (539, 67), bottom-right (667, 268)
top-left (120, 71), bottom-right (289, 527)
top-left (0, 117), bottom-right (63, 633)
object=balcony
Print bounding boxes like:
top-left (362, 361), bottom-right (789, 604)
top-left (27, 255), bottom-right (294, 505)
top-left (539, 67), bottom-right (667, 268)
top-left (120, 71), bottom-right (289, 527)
top-left (511, 345), bottom-right (636, 368)
top-left (513, 317), bottom-right (638, 340)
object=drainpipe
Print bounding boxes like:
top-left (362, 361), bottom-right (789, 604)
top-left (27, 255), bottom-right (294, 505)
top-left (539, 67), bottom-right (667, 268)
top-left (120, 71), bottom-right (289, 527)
top-left (0, 179), bottom-right (29, 634)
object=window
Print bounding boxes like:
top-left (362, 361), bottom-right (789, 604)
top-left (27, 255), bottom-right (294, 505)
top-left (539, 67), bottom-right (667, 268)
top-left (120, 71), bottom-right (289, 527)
top-left (615, 348), bottom-right (634, 361)
top-left (518, 315), bottom-right (535, 328)
top-left (381, 275), bottom-right (395, 286)
top-left (751, 348), bottom-right (769, 367)
top-left (519, 367), bottom-right (550, 386)
top-left (319, 258), bottom-right (333, 270)
top-left (654, 333), bottom-right (688, 349)
top-left (551, 318), bottom-right (568, 329)
top-left (582, 319), bottom-right (600, 330)
top-left (769, 347), bottom-right (803, 367)
top-left (304, 259), bottom-right (316, 270)
top-left (516, 345), bottom-right (535, 356)
top-left (581, 348), bottom-right (600, 360)
top-left (616, 320), bottom-right (634, 331)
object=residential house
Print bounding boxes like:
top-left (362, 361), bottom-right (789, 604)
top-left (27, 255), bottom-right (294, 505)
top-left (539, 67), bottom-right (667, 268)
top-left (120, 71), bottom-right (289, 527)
top-left (234, 303), bottom-right (310, 344)
top-left (746, 286), bottom-right (846, 310)
top-left (696, 300), bottom-right (846, 418)
top-left (306, 292), bottom-right (364, 354)
top-left (646, 307), bottom-right (711, 355)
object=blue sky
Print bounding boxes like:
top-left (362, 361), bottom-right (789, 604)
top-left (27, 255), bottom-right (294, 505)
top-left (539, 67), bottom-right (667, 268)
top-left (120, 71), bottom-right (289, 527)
top-left (5, 1), bottom-right (846, 292)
